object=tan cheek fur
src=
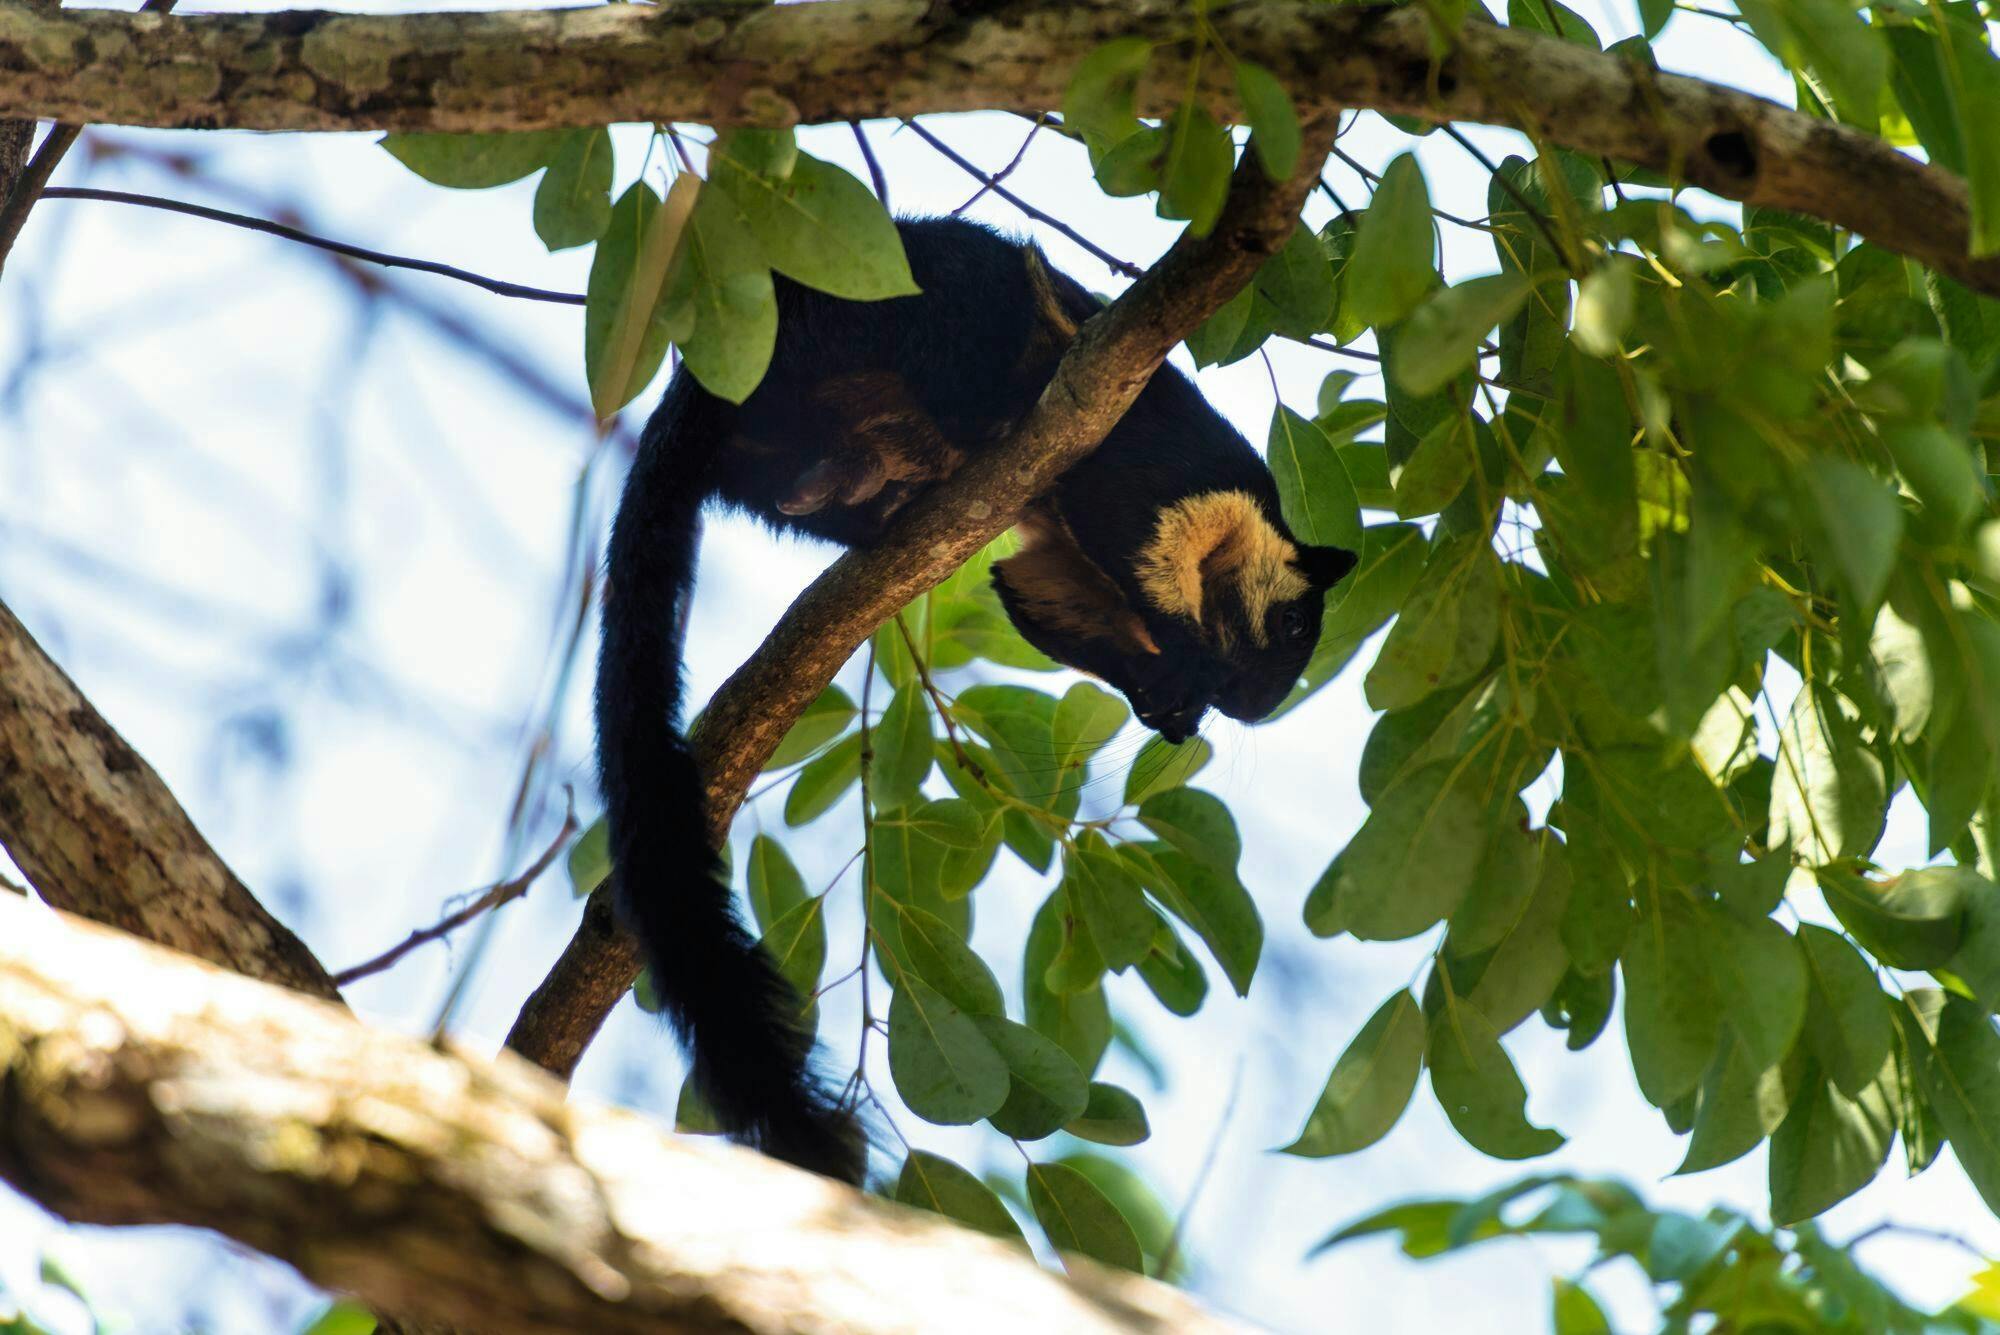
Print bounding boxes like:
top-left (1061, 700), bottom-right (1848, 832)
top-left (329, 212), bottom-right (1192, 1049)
top-left (1135, 492), bottom-right (1308, 647)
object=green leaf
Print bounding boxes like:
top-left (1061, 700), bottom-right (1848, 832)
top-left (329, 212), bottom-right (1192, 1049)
top-left (1900, 990), bottom-right (2000, 1213)
top-left (1393, 273), bottom-right (1535, 397)
top-left (1307, 762), bottom-right (1489, 940)
top-left (1363, 537), bottom-right (1501, 712)
top-left (896, 904), bottom-right (1002, 1015)
top-left (1510, 0), bottom-right (1600, 44)
top-left (745, 834), bottom-right (806, 933)
top-left (709, 142), bottom-right (919, 301)
top-left (1269, 406), bottom-right (1364, 552)
top-left (1798, 923), bottom-right (1894, 1097)
top-left (784, 732), bottom-right (861, 826)
top-left (1157, 103), bottom-right (1234, 236)
top-left (1345, 154), bottom-right (1436, 330)
top-left (1428, 1001), bottom-right (1566, 1159)
top-left (1768, 1055), bottom-right (1894, 1224)
top-left (1026, 1162), bottom-right (1145, 1273)
top-left (532, 127), bottom-right (612, 250)
top-left (1256, 224), bottom-right (1339, 342)
top-left (977, 1016), bottom-right (1091, 1140)
top-left (765, 684), bottom-right (857, 769)
top-left (300, 1303), bottom-right (378, 1335)
top-left (1645, 1211), bottom-right (1745, 1281)
top-left (1068, 1082), bottom-right (1152, 1146)
top-left (567, 816), bottom-right (611, 898)
top-left (759, 894), bottom-right (827, 1024)
top-left (896, 1151), bottom-right (1028, 1248)
top-left (584, 176), bottom-right (697, 420)
top-left (1063, 37), bottom-right (1153, 153)
top-left (1127, 844), bottom-right (1262, 996)
top-left (1025, 891), bottom-right (1112, 1076)
top-left (887, 977), bottom-right (1009, 1125)
top-left (1234, 60), bottom-right (1302, 179)
top-left (1283, 990), bottom-right (1425, 1156)
top-left (674, 1077), bottom-right (723, 1133)
top-left (1676, 1033), bottom-right (1796, 1175)
top-left (1622, 892), bottom-right (1722, 1106)
top-left (1952, 872), bottom-right (2000, 1010)
top-left (379, 130), bottom-right (562, 188)
top-left (1819, 865), bottom-right (1970, 969)
top-left (1136, 923), bottom-right (1208, 1016)
top-left (1064, 836), bottom-right (1155, 973)
top-left (1703, 907), bottom-right (1807, 1070)
top-left (1934, 18), bottom-right (2000, 256)
top-left (1450, 818), bottom-right (1545, 956)
top-left (672, 180), bottom-right (779, 404)
top-left (1769, 685), bottom-right (1888, 865)
top-left (871, 682), bottom-right (934, 807)
top-left (1052, 682), bottom-right (1128, 774)
top-left (1461, 837), bottom-right (1574, 1035)
top-left (1796, 459), bottom-right (1904, 617)
top-left (1310, 1199), bottom-right (1488, 1259)
top-left (1884, 423), bottom-right (1985, 535)
top-left (1135, 787), bottom-right (1241, 874)
top-left (1122, 736), bottom-right (1214, 806)
top-left (1737, 0), bottom-right (1886, 128)
top-left (1393, 412), bottom-right (1476, 520)
top-left (1551, 1280), bottom-right (1610, 1334)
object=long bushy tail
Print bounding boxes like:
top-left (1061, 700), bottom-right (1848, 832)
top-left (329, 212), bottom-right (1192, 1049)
top-left (596, 379), bottom-right (866, 1183)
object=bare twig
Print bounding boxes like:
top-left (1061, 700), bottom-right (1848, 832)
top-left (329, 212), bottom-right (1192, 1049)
top-left (35, 187), bottom-right (585, 304)
top-left (953, 117), bottom-right (1044, 215)
top-left (904, 119), bottom-right (1142, 278)
top-left (849, 119), bottom-right (888, 204)
top-left (333, 799), bottom-right (581, 988)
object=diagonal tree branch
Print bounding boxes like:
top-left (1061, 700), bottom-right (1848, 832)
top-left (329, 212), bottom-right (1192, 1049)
top-left (0, 895), bottom-right (1250, 1335)
top-left (502, 125), bottom-right (1332, 1075)
top-left (0, 0), bottom-right (1995, 296)
top-left (0, 599), bottom-right (340, 999)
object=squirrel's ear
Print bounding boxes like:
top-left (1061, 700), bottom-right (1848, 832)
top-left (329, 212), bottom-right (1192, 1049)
top-left (1296, 544), bottom-right (1359, 590)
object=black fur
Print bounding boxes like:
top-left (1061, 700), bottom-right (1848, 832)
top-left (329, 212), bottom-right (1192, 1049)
top-left (597, 217), bottom-right (1354, 1182)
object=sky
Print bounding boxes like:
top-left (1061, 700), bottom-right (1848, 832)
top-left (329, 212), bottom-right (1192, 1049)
top-left (1, 2), bottom-right (1997, 1332)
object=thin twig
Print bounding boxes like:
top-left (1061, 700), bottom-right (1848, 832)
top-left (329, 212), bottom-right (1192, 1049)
top-left (333, 798), bottom-right (580, 987)
top-left (902, 119), bottom-right (1142, 278)
top-left (36, 187), bottom-right (586, 304)
top-left (1157, 1057), bottom-right (1243, 1280)
top-left (953, 118), bottom-right (1044, 215)
top-left (892, 614), bottom-right (985, 783)
top-left (1437, 123), bottom-right (1575, 268)
top-left (849, 120), bottom-right (888, 205)
top-left (0, 866), bottom-right (26, 896)
top-left (1844, 1220), bottom-right (1990, 1259)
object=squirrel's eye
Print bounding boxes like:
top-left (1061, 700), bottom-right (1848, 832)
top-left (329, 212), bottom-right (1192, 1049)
top-left (1282, 606), bottom-right (1310, 641)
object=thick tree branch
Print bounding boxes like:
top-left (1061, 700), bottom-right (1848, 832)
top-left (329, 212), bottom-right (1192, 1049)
top-left (0, 0), bottom-right (1994, 295)
top-left (0, 896), bottom-right (1248, 1335)
top-left (0, 600), bottom-right (340, 999)
top-left (503, 126), bottom-right (1330, 1075)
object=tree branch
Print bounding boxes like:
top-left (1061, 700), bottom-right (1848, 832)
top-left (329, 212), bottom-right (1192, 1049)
top-left (0, 0), bottom-right (1994, 295)
top-left (332, 800), bottom-right (579, 987)
top-left (502, 125), bottom-right (1330, 1075)
top-left (0, 895), bottom-right (1248, 1335)
top-left (0, 599), bottom-right (340, 999)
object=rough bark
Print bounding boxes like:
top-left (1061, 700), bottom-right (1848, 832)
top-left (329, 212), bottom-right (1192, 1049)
top-left (0, 600), bottom-right (339, 999)
top-left (0, 0), bottom-right (1994, 297)
top-left (503, 125), bottom-right (1328, 1073)
top-left (0, 896), bottom-right (1248, 1335)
